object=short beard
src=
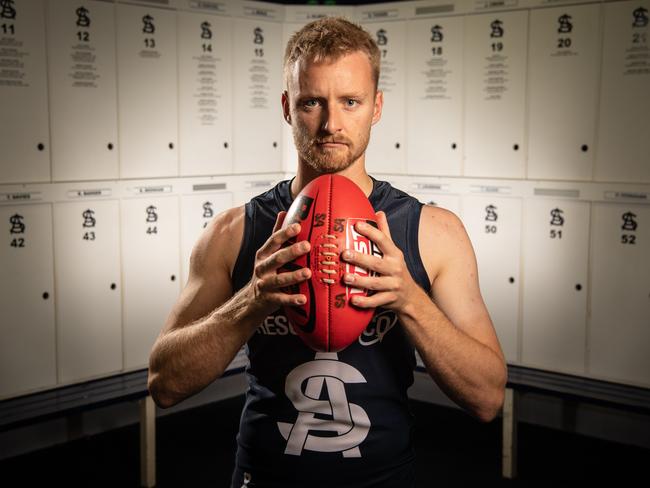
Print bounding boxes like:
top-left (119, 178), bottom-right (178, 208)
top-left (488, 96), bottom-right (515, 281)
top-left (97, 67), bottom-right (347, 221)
top-left (292, 122), bottom-right (370, 174)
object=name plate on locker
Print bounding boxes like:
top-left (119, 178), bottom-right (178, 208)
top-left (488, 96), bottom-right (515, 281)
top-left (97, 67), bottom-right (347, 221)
top-left (474, 0), bottom-right (519, 10)
top-left (193, 183), bottom-right (227, 192)
top-left (189, 1), bottom-right (227, 13)
top-left (245, 180), bottom-right (274, 189)
top-left (1, 192), bottom-right (43, 202)
top-left (243, 7), bottom-right (278, 19)
top-left (66, 189), bottom-right (112, 199)
top-left (359, 9), bottom-right (399, 21)
top-left (411, 183), bottom-right (451, 192)
top-left (604, 191), bottom-right (649, 202)
top-left (470, 185), bottom-right (512, 195)
top-left (130, 185), bottom-right (173, 195)
top-left (533, 188), bottom-right (580, 199)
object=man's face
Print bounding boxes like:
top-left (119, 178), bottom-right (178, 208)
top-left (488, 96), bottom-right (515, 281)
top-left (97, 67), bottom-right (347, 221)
top-left (283, 51), bottom-right (383, 174)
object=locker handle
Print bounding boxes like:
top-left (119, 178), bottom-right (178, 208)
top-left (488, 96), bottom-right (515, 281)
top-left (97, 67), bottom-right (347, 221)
top-left (42, 292), bottom-right (49, 300)
top-left (37, 143), bottom-right (45, 151)
top-left (110, 283), bottom-right (117, 290)
top-left (171, 275), bottom-right (176, 282)
top-left (575, 284), bottom-right (582, 291)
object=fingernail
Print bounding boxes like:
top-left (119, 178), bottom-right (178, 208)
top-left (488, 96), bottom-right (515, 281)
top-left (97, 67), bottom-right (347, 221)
top-left (343, 250), bottom-right (352, 259)
top-left (292, 223), bottom-right (300, 232)
top-left (296, 296), bottom-right (305, 304)
top-left (344, 274), bottom-right (354, 283)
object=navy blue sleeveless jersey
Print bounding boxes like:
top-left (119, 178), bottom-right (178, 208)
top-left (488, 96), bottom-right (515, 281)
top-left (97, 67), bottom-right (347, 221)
top-left (230, 177), bottom-right (431, 488)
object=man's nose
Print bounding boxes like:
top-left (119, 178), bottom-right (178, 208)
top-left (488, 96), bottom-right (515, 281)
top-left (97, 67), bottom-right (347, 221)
top-left (322, 105), bottom-right (344, 134)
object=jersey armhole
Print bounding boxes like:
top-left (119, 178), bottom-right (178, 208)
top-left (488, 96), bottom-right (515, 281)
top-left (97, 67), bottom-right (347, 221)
top-left (231, 202), bottom-right (254, 289)
top-left (407, 201), bottom-right (432, 295)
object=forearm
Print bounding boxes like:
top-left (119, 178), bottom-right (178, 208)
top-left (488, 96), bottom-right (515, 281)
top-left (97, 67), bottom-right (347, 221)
top-left (148, 284), bottom-right (265, 408)
top-left (398, 287), bottom-right (507, 422)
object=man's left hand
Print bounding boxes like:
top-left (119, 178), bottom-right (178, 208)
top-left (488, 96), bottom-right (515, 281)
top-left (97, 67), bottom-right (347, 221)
top-left (341, 211), bottom-right (421, 313)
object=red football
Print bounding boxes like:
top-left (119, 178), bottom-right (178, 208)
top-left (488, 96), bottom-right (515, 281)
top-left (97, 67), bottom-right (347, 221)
top-left (279, 174), bottom-right (381, 352)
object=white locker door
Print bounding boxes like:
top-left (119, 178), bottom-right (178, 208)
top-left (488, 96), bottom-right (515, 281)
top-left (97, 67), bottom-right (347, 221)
top-left (47, 0), bottom-right (119, 181)
top-left (116, 4), bottom-right (178, 179)
top-left (464, 11), bottom-right (528, 178)
top-left (410, 193), bottom-right (461, 216)
top-left (121, 196), bottom-right (181, 370)
top-left (0, 204), bottom-right (55, 399)
top-left (53, 200), bottom-right (122, 384)
top-left (590, 203), bottom-right (650, 387)
top-left (0, 0), bottom-right (50, 184)
top-left (461, 196), bottom-right (522, 363)
top-left (528, 4), bottom-right (601, 181)
top-left (180, 191), bottom-right (232, 285)
top-left (522, 199), bottom-right (589, 375)
top-left (232, 18), bottom-right (282, 173)
top-left (364, 21), bottom-right (406, 174)
top-left (406, 16), bottom-right (463, 177)
top-left (178, 11), bottom-right (232, 176)
top-left (596, 0), bottom-right (650, 183)
top-left (282, 22), bottom-right (302, 176)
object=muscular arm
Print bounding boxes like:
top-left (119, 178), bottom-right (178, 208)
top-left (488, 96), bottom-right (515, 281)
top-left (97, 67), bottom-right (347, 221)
top-left (147, 207), bottom-right (312, 409)
top-left (147, 206), bottom-right (253, 408)
top-left (406, 205), bottom-right (507, 422)
top-left (342, 207), bottom-right (507, 422)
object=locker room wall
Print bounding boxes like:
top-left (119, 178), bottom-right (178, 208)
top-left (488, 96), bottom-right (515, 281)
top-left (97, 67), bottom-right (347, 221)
top-left (0, 0), bottom-right (649, 401)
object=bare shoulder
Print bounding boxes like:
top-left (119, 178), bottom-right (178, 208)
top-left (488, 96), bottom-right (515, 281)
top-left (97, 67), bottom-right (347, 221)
top-left (189, 205), bottom-right (246, 281)
top-left (418, 203), bottom-right (474, 288)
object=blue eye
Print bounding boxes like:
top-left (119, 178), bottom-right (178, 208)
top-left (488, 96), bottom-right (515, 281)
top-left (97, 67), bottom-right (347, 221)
top-left (346, 99), bottom-right (358, 107)
top-left (304, 99), bottom-right (318, 108)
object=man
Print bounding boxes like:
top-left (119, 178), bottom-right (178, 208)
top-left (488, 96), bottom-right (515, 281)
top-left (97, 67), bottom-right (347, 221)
top-left (148, 17), bottom-right (506, 487)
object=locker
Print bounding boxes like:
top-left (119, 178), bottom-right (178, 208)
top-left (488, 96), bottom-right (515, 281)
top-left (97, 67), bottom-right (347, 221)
top-left (47, 0), bottom-right (119, 181)
top-left (180, 191), bottom-right (233, 285)
top-left (460, 195), bottom-right (522, 363)
top-left (232, 18), bottom-right (283, 173)
top-left (527, 4), bottom-right (601, 181)
top-left (178, 11), bottom-right (232, 176)
top-left (521, 198), bottom-right (590, 375)
top-left (406, 15), bottom-right (464, 177)
top-left (0, 0), bottom-right (50, 184)
top-left (596, 0), bottom-right (650, 183)
top-left (0, 203), bottom-right (56, 398)
top-left (121, 195), bottom-right (181, 370)
top-left (363, 20), bottom-right (407, 175)
top-left (589, 203), bottom-right (650, 387)
top-left (464, 11), bottom-right (528, 178)
top-left (116, 4), bottom-right (178, 178)
top-left (53, 200), bottom-right (122, 384)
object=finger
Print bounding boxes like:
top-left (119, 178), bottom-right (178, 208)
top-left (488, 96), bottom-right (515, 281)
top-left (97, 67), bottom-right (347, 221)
top-left (269, 291), bottom-right (308, 307)
top-left (257, 221), bottom-right (301, 260)
top-left (257, 240), bottom-right (311, 276)
top-left (353, 220), bottom-right (392, 255)
top-left (349, 292), bottom-right (394, 309)
top-left (343, 273), bottom-right (394, 291)
top-left (259, 267), bottom-right (312, 292)
top-left (341, 248), bottom-right (386, 274)
top-left (375, 211), bottom-right (392, 240)
top-left (273, 211), bottom-right (287, 233)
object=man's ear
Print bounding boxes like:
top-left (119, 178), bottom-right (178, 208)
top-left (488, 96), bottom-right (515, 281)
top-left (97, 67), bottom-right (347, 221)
top-left (371, 89), bottom-right (383, 126)
top-left (282, 91), bottom-right (291, 125)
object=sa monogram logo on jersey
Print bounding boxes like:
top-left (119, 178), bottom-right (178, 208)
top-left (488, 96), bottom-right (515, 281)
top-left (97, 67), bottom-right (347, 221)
top-left (277, 353), bottom-right (370, 457)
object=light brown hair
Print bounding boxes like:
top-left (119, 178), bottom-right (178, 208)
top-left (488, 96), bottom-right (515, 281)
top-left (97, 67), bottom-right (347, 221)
top-left (283, 17), bottom-right (381, 91)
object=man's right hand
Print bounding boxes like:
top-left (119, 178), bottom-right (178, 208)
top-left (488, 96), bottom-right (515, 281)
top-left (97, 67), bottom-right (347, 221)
top-left (247, 211), bottom-right (312, 317)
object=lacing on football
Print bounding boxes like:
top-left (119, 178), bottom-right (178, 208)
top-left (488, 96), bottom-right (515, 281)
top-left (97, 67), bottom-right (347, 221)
top-left (319, 234), bottom-right (338, 284)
